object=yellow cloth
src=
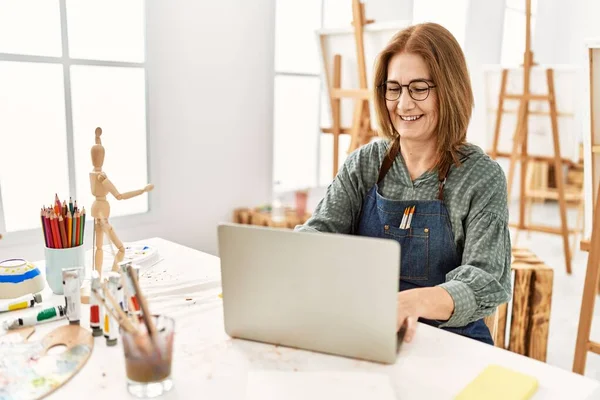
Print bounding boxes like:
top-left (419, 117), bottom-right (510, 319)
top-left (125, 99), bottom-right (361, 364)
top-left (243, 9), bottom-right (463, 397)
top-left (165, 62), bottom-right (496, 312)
top-left (455, 365), bottom-right (538, 400)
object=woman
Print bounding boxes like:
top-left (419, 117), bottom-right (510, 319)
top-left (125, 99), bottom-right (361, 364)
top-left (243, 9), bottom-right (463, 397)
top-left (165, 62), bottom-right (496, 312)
top-left (295, 23), bottom-right (511, 345)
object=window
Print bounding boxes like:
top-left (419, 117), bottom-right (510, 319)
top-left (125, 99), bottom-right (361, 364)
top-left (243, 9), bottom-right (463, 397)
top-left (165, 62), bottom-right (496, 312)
top-left (273, 0), bottom-right (469, 192)
top-left (0, 0), bottom-right (148, 233)
top-left (501, 0), bottom-right (538, 65)
top-left (273, 1), bottom-right (323, 193)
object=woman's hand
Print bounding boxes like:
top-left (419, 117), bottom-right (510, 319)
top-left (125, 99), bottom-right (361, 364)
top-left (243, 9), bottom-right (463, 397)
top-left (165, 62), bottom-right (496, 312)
top-left (396, 289), bottom-right (424, 342)
top-left (396, 287), bottom-right (455, 343)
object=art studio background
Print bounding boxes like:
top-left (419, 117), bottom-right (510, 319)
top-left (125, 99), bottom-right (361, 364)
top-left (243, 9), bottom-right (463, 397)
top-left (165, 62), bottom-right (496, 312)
top-left (2, 0), bottom-right (600, 381)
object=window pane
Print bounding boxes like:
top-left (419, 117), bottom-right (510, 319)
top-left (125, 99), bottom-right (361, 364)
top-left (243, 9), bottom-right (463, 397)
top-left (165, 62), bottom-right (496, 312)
top-left (66, 0), bottom-right (144, 62)
top-left (275, 0), bottom-right (322, 74)
top-left (0, 62), bottom-right (69, 232)
top-left (0, 0), bottom-right (62, 56)
top-left (273, 75), bottom-right (321, 192)
top-left (412, 0), bottom-right (468, 48)
top-left (71, 66), bottom-right (148, 218)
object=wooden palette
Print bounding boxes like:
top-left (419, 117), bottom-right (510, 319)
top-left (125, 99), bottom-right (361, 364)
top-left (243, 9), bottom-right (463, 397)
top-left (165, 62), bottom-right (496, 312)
top-left (0, 324), bottom-right (94, 400)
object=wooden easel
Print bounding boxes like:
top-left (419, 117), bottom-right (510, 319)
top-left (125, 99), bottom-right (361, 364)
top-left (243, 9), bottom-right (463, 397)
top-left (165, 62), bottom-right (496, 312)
top-left (320, 0), bottom-right (377, 177)
top-left (572, 183), bottom-right (600, 375)
top-left (489, 0), bottom-right (572, 274)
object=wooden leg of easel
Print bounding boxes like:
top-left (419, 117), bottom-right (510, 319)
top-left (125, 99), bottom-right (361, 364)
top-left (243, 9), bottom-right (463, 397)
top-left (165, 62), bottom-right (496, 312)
top-left (507, 96), bottom-right (528, 210)
top-left (491, 69), bottom-right (509, 159)
top-left (331, 55), bottom-right (342, 178)
top-left (348, 100), bottom-right (365, 154)
top-left (547, 69), bottom-right (572, 274)
top-left (573, 188), bottom-right (600, 374)
top-left (525, 162), bottom-right (536, 239)
top-left (519, 112), bottom-right (530, 231)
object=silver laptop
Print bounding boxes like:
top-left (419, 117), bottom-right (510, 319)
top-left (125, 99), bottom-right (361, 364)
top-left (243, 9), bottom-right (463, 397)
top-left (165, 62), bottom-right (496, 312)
top-left (217, 223), bottom-right (402, 364)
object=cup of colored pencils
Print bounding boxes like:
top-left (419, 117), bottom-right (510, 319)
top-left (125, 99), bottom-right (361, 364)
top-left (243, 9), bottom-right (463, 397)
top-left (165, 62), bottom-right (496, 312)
top-left (42, 194), bottom-right (86, 295)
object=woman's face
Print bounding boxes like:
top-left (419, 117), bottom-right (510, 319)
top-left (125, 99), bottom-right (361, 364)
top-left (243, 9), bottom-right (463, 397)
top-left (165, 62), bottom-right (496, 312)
top-left (385, 52), bottom-right (438, 143)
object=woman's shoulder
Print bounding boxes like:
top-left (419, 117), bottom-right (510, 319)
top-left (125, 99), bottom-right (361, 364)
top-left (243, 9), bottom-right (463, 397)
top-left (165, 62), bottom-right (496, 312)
top-left (456, 143), bottom-right (506, 183)
top-left (344, 139), bottom-right (389, 170)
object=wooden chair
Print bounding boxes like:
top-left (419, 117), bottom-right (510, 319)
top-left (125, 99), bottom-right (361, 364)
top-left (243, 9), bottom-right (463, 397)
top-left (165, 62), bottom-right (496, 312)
top-left (572, 183), bottom-right (600, 375)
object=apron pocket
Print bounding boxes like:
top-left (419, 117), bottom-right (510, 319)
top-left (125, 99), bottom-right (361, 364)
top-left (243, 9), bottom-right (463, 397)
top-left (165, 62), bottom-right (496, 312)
top-left (383, 225), bottom-right (429, 280)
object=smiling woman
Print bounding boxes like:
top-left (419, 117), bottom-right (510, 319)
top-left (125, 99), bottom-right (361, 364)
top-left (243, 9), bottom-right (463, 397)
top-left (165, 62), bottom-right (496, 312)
top-left (295, 22), bottom-right (511, 347)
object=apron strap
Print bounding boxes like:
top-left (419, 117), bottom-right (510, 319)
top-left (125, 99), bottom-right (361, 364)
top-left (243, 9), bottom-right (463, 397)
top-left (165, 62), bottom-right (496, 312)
top-left (377, 139), bottom-right (400, 184)
top-left (437, 162), bottom-right (451, 201)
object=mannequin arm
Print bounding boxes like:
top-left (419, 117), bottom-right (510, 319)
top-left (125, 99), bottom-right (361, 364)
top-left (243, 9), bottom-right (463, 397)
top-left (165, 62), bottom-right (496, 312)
top-left (98, 173), bottom-right (153, 200)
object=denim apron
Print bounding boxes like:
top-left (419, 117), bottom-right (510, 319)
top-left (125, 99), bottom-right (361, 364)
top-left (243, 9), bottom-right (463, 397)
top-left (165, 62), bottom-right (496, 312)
top-left (356, 142), bottom-right (493, 345)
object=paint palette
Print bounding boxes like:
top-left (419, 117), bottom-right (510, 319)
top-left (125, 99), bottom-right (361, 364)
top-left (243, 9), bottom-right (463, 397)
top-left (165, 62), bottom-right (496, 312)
top-left (0, 325), bottom-right (93, 400)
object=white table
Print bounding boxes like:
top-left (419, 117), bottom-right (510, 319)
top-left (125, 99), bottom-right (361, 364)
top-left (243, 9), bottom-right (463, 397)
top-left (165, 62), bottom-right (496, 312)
top-left (7, 237), bottom-right (600, 399)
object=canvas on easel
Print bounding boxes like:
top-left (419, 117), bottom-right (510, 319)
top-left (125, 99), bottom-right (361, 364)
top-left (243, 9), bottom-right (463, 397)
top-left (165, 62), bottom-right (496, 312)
top-left (317, 0), bottom-right (410, 177)
top-left (485, 0), bottom-right (579, 274)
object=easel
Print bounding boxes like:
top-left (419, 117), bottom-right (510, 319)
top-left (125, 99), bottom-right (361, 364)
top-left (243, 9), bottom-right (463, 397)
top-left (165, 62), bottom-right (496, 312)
top-left (572, 183), bottom-right (600, 375)
top-left (320, 0), bottom-right (377, 177)
top-left (489, 0), bottom-right (572, 274)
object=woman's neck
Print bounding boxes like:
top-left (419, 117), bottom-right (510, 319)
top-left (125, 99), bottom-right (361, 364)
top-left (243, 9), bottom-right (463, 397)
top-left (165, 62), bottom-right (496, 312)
top-left (399, 137), bottom-right (437, 181)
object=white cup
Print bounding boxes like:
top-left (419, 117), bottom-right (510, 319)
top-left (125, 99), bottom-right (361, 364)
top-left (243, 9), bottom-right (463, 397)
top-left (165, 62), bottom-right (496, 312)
top-left (44, 245), bottom-right (86, 294)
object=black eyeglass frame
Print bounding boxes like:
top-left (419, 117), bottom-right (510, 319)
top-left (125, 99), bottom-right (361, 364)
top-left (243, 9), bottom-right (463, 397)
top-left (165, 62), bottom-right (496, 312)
top-left (378, 79), bottom-right (437, 102)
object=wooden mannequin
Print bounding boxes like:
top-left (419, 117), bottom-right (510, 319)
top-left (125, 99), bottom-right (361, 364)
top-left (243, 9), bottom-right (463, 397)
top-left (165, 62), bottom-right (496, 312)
top-left (91, 127), bottom-right (154, 277)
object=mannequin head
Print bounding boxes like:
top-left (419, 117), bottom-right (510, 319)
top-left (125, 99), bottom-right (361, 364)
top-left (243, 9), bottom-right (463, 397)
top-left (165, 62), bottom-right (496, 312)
top-left (91, 127), bottom-right (105, 169)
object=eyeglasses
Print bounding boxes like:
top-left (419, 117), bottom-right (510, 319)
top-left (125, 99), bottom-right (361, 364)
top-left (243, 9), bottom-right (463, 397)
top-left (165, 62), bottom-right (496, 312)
top-left (378, 80), bottom-right (436, 102)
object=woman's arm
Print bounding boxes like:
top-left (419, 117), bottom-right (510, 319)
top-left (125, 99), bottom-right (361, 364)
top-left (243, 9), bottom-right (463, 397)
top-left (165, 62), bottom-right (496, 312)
top-left (295, 143), bottom-right (381, 234)
top-left (396, 162), bottom-right (512, 340)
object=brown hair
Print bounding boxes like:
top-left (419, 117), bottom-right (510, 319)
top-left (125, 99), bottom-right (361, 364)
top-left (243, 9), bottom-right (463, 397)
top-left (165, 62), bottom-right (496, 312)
top-left (372, 22), bottom-right (473, 171)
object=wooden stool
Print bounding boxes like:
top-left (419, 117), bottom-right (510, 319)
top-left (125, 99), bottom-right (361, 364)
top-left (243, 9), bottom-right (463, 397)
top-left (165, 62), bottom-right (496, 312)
top-left (233, 207), bottom-right (311, 230)
top-left (495, 248), bottom-right (554, 362)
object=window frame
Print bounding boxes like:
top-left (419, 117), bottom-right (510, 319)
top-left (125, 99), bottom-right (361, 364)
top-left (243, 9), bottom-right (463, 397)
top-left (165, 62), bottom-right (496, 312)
top-left (272, 0), bottom-right (326, 191)
top-left (0, 0), bottom-right (153, 241)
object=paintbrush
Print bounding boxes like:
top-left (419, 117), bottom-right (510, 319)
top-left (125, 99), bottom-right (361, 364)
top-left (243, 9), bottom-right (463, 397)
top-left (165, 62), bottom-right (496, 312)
top-left (128, 266), bottom-right (157, 338)
top-left (126, 266), bottom-right (163, 360)
top-left (91, 287), bottom-right (136, 335)
top-left (101, 282), bottom-right (138, 334)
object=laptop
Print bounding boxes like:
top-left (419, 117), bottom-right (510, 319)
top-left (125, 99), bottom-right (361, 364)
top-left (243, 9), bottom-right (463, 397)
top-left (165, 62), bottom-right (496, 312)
top-left (217, 223), bottom-right (402, 364)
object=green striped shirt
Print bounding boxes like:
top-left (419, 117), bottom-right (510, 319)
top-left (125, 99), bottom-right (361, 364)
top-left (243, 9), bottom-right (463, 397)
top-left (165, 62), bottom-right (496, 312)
top-left (295, 140), bottom-right (512, 328)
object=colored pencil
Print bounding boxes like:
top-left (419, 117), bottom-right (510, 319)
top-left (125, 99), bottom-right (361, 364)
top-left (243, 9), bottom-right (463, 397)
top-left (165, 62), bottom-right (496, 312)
top-left (41, 195), bottom-right (86, 248)
top-left (50, 213), bottom-right (61, 249)
top-left (44, 210), bottom-right (54, 248)
top-left (67, 210), bottom-right (72, 248)
top-left (54, 194), bottom-right (61, 217)
top-left (72, 212), bottom-right (77, 247)
top-left (40, 209), bottom-right (49, 248)
top-left (80, 208), bottom-right (86, 245)
top-left (65, 210), bottom-right (73, 247)
top-left (58, 215), bottom-right (68, 248)
top-left (75, 211), bottom-right (81, 246)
